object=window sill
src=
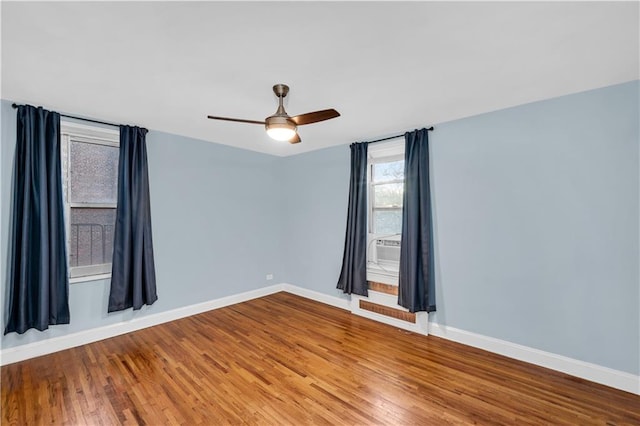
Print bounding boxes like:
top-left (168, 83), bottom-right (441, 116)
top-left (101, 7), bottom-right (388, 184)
top-left (70, 273), bottom-right (111, 284)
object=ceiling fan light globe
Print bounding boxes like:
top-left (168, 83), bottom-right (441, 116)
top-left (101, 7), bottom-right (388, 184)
top-left (267, 127), bottom-right (297, 141)
top-left (265, 116), bottom-right (297, 141)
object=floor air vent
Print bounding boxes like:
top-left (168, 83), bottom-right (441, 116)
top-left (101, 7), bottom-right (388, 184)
top-left (359, 300), bottom-right (416, 323)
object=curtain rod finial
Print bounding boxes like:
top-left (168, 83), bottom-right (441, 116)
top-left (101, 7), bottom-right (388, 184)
top-left (11, 103), bottom-right (18, 109)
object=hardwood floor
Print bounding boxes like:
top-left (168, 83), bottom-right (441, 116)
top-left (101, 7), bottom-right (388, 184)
top-left (2, 292), bottom-right (638, 425)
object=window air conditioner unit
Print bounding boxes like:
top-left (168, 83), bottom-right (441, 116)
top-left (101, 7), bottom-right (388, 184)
top-left (375, 239), bottom-right (401, 266)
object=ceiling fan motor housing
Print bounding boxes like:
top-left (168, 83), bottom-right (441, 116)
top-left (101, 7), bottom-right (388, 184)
top-left (265, 115), bottom-right (296, 129)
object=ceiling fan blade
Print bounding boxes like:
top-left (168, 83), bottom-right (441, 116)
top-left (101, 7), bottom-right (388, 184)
top-left (290, 109), bottom-right (340, 126)
top-left (207, 115), bottom-right (265, 125)
top-left (289, 133), bottom-right (301, 144)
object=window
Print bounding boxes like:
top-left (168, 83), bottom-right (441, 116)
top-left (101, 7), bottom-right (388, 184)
top-left (61, 122), bottom-right (120, 279)
top-left (367, 139), bottom-right (404, 280)
top-left (368, 140), bottom-right (405, 235)
top-left (370, 158), bottom-right (404, 234)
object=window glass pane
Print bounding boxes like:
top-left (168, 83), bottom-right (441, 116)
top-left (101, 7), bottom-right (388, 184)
top-left (374, 183), bottom-right (403, 208)
top-left (373, 210), bottom-right (402, 234)
top-left (69, 208), bottom-right (116, 267)
top-left (69, 141), bottom-right (119, 204)
top-left (373, 160), bottom-right (404, 183)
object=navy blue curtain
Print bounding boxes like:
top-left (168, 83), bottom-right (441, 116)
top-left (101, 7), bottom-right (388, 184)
top-left (398, 129), bottom-right (436, 313)
top-left (337, 142), bottom-right (369, 296)
top-left (5, 105), bottom-right (70, 334)
top-left (108, 126), bottom-right (158, 312)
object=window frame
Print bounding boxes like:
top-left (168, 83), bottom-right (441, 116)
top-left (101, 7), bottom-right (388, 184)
top-left (367, 139), bottom-right (405, 236)
top-left (60, 121), bottom-right (120, 282)
top-left (366, 139), bottom-right (405, 281)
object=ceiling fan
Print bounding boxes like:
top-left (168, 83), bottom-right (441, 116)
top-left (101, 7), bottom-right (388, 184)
top-left (207, 84), bottom-right (340, 144)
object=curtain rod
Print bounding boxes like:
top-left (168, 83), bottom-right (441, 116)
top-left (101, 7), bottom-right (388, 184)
top-left (11, 103), bottom-right (120, 128)
top-left (366, 126), bottom-right (434, 144)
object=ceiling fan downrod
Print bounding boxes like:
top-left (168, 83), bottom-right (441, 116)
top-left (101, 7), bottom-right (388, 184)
top-left (273, 84), bottom-right (289, 116)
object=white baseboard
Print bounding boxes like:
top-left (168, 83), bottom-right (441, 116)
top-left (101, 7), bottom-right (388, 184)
top-left (0, 284), bottom-right (285, 366)
top-left (428, 322), bottom-right (640, 395)
top-left (281, 283), bottom-right (350, 311)
top-left (2, 283), bottom-right (638, 396)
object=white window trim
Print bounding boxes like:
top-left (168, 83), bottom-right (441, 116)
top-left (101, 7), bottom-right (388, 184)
top-left (367, 139), bottom-right (405, 282)
top-left (61, 120), bottom-right (119, 281)
top-left (61, 121), bottom-right (119, 140)
top-left (70, 273), bottom-right (112, 285)
top-left (368, 138), bottom-right (404, 159)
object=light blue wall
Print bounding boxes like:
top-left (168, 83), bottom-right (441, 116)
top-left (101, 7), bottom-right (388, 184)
top-left (1, 81), bottom-right (638, 376)
top-left (1, 100), bottom-right (283, 349)
top-left (279, 81), bottom-right (640, 375)
top-left (429, 81), bottom-right (639, 374)
top-left (278, 145), bottom-right (350, 302)
top-left (147, 131), bottom-right (284, 306)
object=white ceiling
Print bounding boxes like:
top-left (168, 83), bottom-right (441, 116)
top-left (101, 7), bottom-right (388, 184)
top-left (2, 1), bottom-right (638, 157)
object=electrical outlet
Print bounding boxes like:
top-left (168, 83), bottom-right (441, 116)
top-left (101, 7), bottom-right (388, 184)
top-left (266, 274), bottom-right (274, 281)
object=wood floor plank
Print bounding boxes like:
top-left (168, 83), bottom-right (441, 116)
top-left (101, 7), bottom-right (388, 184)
top-left (2, 292), bottom-right (638, 425)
